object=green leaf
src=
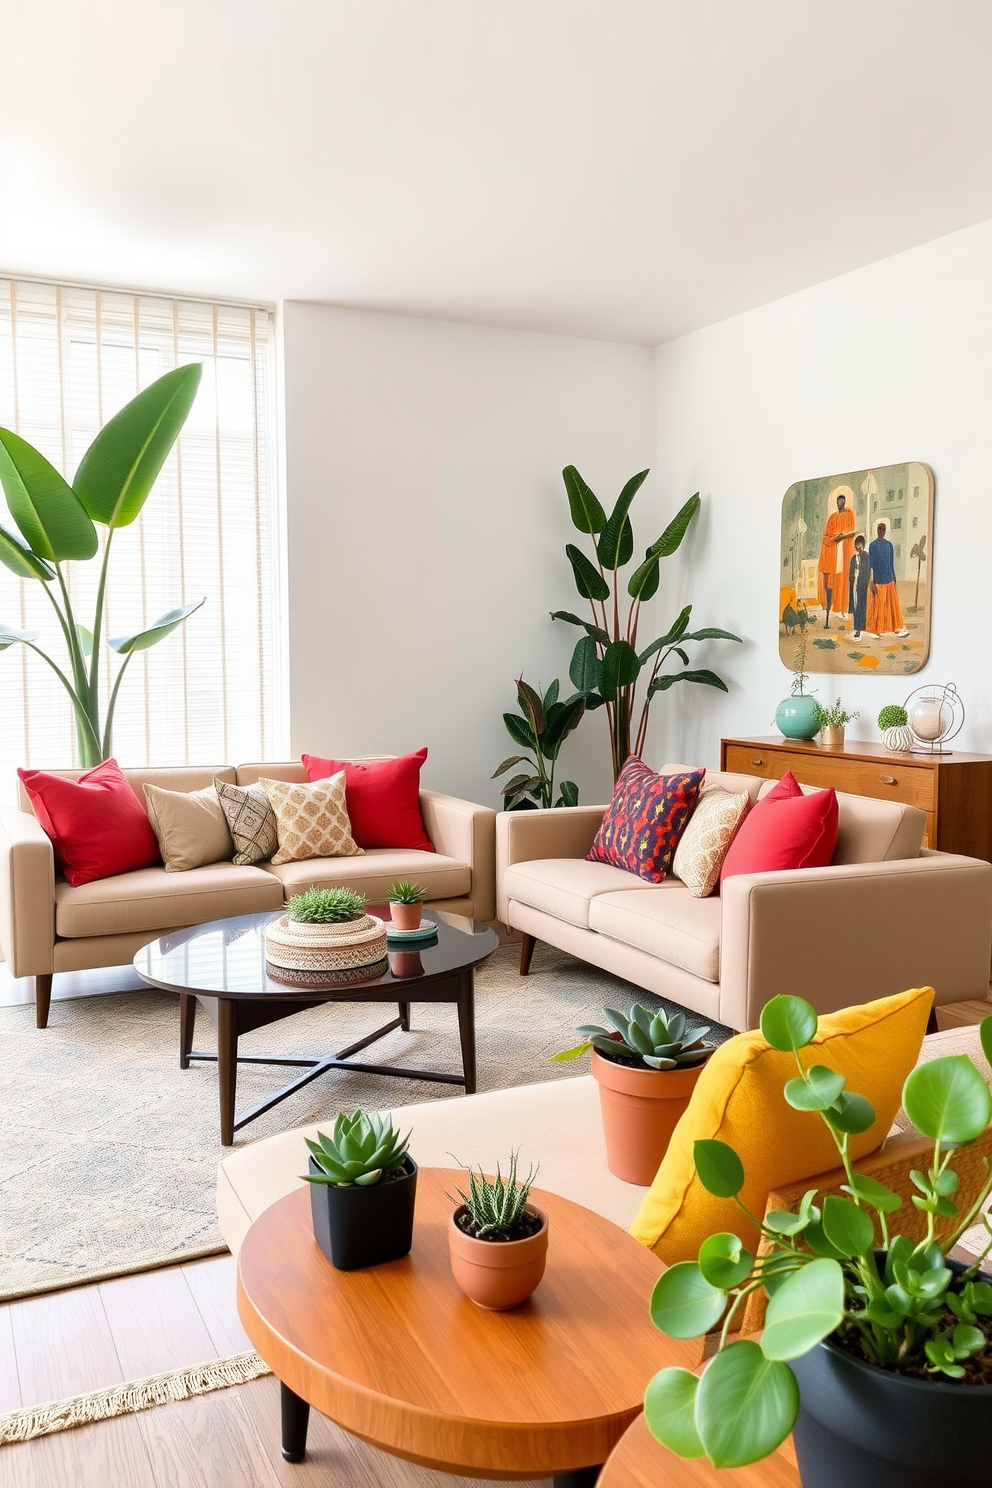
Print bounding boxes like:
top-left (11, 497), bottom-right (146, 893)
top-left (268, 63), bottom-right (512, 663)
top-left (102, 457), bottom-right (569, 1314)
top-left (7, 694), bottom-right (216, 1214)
top-left (694, 1139), bottom-right (745, 1198)
top-left (627, 551), bottom-right (660, 602)
top-left (682, 627), bottom-right (743, 642)
top-left (823, 1091), bottom-right (877, 1135)
top-left (760, 996), bottom-right (818, 1053)
top-left (0, 625), bottom-right (40, 650)
top-left (569, 635), bottom-right (602, 695)
top-left (980, 1015), bottom-right (992, 1071)
top-left (647, 668), bottom-right (729, 698)
top-left (0, 524), bottom-right (56, 580)
top-left (803, 1220), bottom-right (847, 1259)
top-left (491, 755), bottom-right (528, 779)
top-left (650, 1262), bottom-right (727, 1339)
top-left (108, 599), bottom-right (205, 655)
top-left (694, 1340), bottom-right (799, 1468)
top-left (75, 624), bottom-right (94, 657)
top-left (0, 429), bottom-right (98, 561)
top-left (543, 679), bottom-right (559, 707)
top-left (698, 1233), bottom-right (754, 1290)
top-left (639, 606), bottom-right (692, 664)
top-left (542, 696), bottom-right (585, 755)
top-left (760, 1258), bottom-right (846, 1361)
top-left (565, 543), bottom-right (611, 602)
top-left (597, 469), bottom-right (648, 569)
top-left (821, 1195), bottom-right (876, 1257)
top-left (902, 1055), bottom-right (992, 1146)
top-left (651, 493), bottom-right (701, 558)
top-left (557, 780), bottom-right (579, 807)
top-left (841, 1174), bottom-right (903, 1214)
top-left (561, 465), bottom-right (607, 534)
top-left (784, 1065), bottom-right (847, 1112)
top-left (599, 639), bottom-right (641, 701)
top-left (763, 1209), bottom-right (811, 1237)
top-left (550, 1042), bottom-right (592, 1062)
top-left (644, 1367), bottom-right (704, 1459)
top-left (515, 677), bottom-right (546, 735)
top-left (503, 713), bottom-right (537, 752)
top-left (549, 609), bottom-right (611, 644)
top-left (73, 363), bottom-right (202, 527)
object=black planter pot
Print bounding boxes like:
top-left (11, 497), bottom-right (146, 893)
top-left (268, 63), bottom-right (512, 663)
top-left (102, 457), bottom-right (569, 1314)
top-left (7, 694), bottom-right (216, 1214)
top-left (308, 1155), bottom-right (417, 1271)
top-left (789, 1259), bottom-right (992, 1488)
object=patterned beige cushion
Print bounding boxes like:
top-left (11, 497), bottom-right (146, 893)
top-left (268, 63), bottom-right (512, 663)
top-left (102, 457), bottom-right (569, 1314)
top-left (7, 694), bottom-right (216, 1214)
top-left (672, 788), bottom-right (750, 898)
top-left (142, 783), bottom-right (234, 872)
top-left (261, 773), bottom-right (363, 866)
top-left (215, 779), bottom-right (279, 866)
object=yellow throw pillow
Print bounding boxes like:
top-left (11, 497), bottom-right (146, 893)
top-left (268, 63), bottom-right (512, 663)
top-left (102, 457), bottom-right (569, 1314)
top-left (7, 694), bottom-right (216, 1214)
top-left (630, 985), bottom-right (933, 1263)
top-left (261, 774), bottom-right (364, 866)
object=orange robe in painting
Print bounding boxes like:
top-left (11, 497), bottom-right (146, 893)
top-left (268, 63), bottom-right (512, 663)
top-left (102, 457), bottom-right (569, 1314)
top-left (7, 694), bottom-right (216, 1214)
top-left (817, 509), bottom-right (856, 615)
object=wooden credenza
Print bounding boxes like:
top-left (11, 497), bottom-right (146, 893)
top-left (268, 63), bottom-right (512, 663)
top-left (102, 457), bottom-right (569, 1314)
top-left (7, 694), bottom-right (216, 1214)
top-left (721, 735), bottom-right (992, 862)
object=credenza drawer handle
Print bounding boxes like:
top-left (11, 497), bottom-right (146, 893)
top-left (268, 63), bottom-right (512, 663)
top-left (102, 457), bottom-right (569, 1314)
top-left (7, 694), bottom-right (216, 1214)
top-left (750, 758), bottom-right (766, 767)
top-left (879, 775), bottom-right (897, 786)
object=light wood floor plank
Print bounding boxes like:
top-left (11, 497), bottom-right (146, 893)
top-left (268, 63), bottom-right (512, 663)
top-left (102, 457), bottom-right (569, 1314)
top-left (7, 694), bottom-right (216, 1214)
top-left (0, 1413), bottom-right (157, 1488)
top-left (9, 1285), bottom-right (124, 1407)
top-left (100, 1267), bottom-right (218, 1381)
top-left (0, 1306), bottom-right (21, 1413)
top-left (181, 1256), bottom-right (252, 1358)
top-left (137, 1388), bottom-right (283, 1488)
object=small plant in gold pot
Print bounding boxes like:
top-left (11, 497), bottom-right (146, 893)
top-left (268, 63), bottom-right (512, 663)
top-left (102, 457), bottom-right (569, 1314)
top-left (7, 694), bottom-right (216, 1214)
top-left (388, 879), bottom-right (427, 930)
top-left (448, 1153), bottom-right (547, 1310)
top-left (555, 1005), bottom-right (715, 1185)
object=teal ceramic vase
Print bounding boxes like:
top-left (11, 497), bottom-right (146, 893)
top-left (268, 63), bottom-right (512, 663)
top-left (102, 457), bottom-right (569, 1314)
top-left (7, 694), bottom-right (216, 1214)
top-left (775, 695), bottom-right (820, 740)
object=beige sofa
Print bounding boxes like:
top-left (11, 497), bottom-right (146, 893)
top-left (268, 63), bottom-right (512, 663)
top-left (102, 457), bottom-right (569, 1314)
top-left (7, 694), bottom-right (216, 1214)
top-left (0, 759), bottom-right (496, 1028)
top-left (496, 763), bottom-right (992, 1031)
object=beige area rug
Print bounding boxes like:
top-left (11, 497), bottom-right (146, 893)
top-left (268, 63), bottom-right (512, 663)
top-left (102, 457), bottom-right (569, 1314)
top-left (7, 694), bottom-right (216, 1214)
top-left (0, 944), bottom-right (731, 1302)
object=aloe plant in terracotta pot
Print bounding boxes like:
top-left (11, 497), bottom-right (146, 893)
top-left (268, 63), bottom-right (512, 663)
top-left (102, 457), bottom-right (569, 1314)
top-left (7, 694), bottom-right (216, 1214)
top-left (388, 879), bottom-right (427, 930)
top-left (448, 1153), bottom-right (548, 1310)
top-left (554, 1005), bottom-right (715, 1185)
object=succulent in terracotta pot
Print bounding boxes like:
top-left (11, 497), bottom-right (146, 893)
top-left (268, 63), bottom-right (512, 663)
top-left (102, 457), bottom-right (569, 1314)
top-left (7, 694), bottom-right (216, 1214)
top-left (448, 1153), bottom-right (547, 1310)
top-left (388, 879), bottom-right (427, 930)
top-left (554, 1005), bottom-right (716, 1185)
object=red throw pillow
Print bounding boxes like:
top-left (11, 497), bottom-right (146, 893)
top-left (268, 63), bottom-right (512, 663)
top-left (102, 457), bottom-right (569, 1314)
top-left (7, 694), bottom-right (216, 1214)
top-left (18, 759), bottom-right (161, 887)
top-left (720, 770), bottom-right (838, 883)
top-left (587, 758), bottom-right (705, 883)
top-left (302, 749), bottom-right (434, 852)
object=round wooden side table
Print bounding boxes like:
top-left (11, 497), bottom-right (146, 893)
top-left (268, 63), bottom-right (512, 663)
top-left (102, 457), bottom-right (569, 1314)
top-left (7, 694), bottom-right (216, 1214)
top-left (237, 1167), bottom-right (666, 1485)
top-left (599, 1411), bottom-right (799, 1487)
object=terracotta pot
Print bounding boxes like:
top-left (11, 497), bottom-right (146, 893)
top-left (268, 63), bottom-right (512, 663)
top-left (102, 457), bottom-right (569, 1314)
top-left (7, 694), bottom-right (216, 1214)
top-left (389, 950), bottom-right (424, 979)
top-left (591, 1048), bottom-right (706, 1185)
top-left (448, 1204), bottom-right (549, 1310)
top-left (390, 901), bottom-right (423, 930)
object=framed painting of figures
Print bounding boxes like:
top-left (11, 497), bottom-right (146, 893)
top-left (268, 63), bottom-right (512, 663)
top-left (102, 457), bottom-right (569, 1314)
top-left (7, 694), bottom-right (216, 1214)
top-left (779, 462), bottom-right (934, 676)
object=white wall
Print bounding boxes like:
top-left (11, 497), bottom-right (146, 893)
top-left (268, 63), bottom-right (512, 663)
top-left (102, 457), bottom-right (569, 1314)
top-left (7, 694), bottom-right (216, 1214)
top-left (651, 217), bottom-right (992, 767)
top-left (282, 303), bottom-right (655, 805)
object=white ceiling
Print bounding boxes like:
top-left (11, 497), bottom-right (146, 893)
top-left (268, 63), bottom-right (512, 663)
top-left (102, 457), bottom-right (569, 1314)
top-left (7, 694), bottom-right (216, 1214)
top-left (2, 0), bottom-right (992, 344)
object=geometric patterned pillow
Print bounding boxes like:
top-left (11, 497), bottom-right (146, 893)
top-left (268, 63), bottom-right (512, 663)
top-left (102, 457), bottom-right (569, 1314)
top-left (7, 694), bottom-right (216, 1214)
top-left (586, 758), bottom-right (705, 883)
top-left (214, 779), bottom-right (279, 866)
top-left (672, 788), bottom-right (751, 898)
top-left (260, 773), bottom-right (364, 866)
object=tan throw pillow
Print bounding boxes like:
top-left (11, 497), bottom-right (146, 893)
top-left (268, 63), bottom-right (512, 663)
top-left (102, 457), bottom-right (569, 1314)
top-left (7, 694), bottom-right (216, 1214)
top-left (215, 779), bottom-right (278, 865)
top-left (143, 783), bottom-right (235, 873)
top-left (672, 788), bottom-right (750, 898)
top-left (261, 773), bottom-right (363, 866)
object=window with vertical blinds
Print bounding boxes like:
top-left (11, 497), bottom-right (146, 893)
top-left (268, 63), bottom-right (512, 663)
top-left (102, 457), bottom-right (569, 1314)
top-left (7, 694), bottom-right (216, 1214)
top-left (0, 280), bottom-right (280, 787)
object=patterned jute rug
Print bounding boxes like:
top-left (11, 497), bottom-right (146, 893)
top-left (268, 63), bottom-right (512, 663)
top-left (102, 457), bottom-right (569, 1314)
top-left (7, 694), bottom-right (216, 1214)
top-left (0, 943), bottom-right (732, 1304)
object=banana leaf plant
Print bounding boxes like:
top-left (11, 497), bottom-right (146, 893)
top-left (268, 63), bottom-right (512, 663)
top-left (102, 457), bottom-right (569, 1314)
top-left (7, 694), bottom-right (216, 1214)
top-left (492, 676), bottom-right (584, 809)
top-left (553, 465), bottom-right (742, 782)
top-left (0, 364), bottom-right (204, 766)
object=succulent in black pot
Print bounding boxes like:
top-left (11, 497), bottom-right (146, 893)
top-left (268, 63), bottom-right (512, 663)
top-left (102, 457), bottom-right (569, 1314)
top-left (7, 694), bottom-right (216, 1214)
top-left (303, 1109), bottom-right (416, 1271)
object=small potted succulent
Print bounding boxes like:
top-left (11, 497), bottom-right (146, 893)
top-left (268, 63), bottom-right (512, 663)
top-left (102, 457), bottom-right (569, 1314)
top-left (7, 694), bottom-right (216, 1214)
top-left (554, 1005), bottom-right (715, 1185)
top-left (813, 698), bottom-right (859, 750)
top-left (644, 995), bottom-right (992, 1487)
top-left (285, 885), bottom-right (368, 935)
top-left (879, 703), bottom-right (913, 752)
top-left (302, 1109), bottom-right (416, 1271)
top-left (448, 1153), bottom-right (547, 1310)
top-left (388, 879), bottom-right (427, 931)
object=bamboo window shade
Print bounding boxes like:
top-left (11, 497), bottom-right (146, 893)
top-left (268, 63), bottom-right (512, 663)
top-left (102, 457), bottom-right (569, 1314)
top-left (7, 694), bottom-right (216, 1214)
top-left (0, 280), bottom-right (277, 786)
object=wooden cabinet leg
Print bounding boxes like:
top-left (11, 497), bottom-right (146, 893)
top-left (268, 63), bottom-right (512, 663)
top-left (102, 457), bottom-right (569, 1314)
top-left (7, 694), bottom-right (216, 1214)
top-left (217, 998), bottom-right (237, 1146)
top-left (279, 1381), bottom-right (310, 1462)
top-left (35, 974), bottom-right (53, 1029)
top-left (519, 933), bottom-right (536, 976)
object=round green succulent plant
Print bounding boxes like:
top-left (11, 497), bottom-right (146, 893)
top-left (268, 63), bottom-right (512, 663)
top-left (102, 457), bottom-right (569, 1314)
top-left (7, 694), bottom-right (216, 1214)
top-left (287, 886), bottom-right (367, 923)
top-left (303, 1110), bottom-right (411, 1187)
top-left (878, 704), bottom-right (909, 730)
top-left (553, 1004), bottom-right (715, 1070)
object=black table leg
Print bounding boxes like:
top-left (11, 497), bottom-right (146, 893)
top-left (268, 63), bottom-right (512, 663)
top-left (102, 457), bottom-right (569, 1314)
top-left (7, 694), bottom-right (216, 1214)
top-left (217, 998), bottom-right (237, 1147)
top-left (398, 1000), bottom-right (410, 1030)
top-left (280, 1381), bottom-right (310, 1462)
top-left (179, 993), bottom-right (195, 1070)
top-left (552, 1468), bottom-right (601, 1487)
top-left (457, 970), bottom-right (476, 1095)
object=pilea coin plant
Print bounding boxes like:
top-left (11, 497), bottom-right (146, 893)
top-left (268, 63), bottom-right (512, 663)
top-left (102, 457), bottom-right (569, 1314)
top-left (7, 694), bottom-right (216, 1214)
top-left (645, 995), bottom-right (992, 1478)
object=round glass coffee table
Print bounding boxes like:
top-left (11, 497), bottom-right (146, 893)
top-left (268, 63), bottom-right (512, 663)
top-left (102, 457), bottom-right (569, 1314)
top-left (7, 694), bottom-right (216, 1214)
top-left (134, 908), bottom-right (498, 1145)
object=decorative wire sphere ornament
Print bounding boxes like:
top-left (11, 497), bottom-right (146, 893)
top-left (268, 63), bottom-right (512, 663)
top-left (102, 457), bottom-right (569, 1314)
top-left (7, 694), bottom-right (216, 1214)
top-left (903, 683), bottom-right (965, 755)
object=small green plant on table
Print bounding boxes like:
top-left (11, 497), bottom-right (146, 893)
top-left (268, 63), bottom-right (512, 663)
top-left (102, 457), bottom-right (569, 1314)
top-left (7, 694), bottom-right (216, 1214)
top-left (554, 1004), bottom-right (714, 1069)
top-left (451, 1152), bottom-right (541, 1240)
top-left (388, 880), bottom-right (427, 905)
top-left (287, 886), bottom-right (366, 923)
top-left (303, 1110), bottom-right (410, 1187)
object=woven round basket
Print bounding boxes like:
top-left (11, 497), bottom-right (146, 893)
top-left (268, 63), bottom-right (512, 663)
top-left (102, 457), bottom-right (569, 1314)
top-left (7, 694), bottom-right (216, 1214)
top-left (266, 958), bottom-right (389, 988)
top-left (264, 913), bottom-right (388, 972)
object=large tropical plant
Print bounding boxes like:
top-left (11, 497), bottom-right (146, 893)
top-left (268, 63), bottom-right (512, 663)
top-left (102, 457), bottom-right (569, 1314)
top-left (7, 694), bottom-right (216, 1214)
top-left (552, 466), bottom-right (741, 781)
top-left (0, 364), bottom-right (204, 765)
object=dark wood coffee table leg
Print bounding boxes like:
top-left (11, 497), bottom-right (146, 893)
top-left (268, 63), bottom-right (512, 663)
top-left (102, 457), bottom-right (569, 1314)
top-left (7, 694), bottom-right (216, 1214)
top-left (179, 993), bottom-right (196, 1069)
top-left (217, 997), bottom-right (238, 1147)
top-left (552, 1468), bottom-right (601, 1486)
top-left (398, 1000), bottom-right (410, 1030)
top-left (279, 1381), bottom-right (310, 1462)
top-left (457, 971), bottom-right (476, 1095)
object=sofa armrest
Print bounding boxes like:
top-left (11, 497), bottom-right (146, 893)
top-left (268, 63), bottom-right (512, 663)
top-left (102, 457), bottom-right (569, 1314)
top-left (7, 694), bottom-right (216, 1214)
top-left (496, 805), bottom-right (607, 922)
top-left (0, 808), bottom-right (55, 977)
top-left (419, 791), bottom-right (497, 921)
top-left (719, 853), bottom-right (992, 1031)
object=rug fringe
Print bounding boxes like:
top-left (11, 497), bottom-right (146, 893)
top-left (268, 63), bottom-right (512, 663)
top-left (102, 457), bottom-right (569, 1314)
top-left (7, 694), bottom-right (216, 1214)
top-left (0, 1351), bottom-right (272, 1445)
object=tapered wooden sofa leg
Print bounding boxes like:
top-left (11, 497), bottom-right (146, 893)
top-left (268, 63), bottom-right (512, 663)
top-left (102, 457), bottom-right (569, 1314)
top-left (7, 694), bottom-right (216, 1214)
top-left (519, 933), bottom-right (536, 977)
top-left (35, 974), bottom-right (53, 1029)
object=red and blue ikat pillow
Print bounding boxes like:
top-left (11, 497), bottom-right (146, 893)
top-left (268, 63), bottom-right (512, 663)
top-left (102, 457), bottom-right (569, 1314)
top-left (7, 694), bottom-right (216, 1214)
top-left (587, 758), bottom-right (706, 883)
